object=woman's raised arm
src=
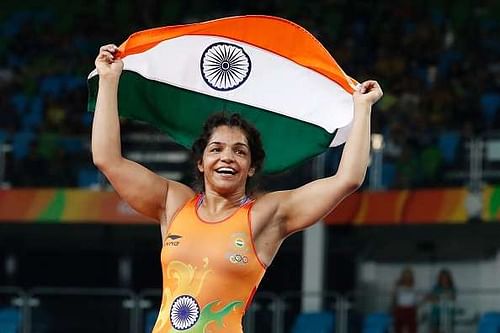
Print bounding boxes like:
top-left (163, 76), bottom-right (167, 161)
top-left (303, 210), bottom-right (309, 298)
top-left (91, 44), bottom-right (193, 222)
top-left (270, 80), bottom-right (383, 236)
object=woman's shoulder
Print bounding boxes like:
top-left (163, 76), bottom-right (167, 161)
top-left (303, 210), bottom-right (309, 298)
top-left (250, 190), bottom-right (290, 223)
top-left (163, 184), bottom-right (197, 219)
top-left (252, 190), bottom-right (287, 207)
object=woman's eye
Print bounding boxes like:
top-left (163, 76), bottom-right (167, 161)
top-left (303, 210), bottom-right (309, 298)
top-left (210, 147), bottom-right (221, 152)
top-left (235, 149), bottom-right (247, 155)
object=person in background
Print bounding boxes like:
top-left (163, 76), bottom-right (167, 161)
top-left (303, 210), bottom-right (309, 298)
top-left (428, 269), bottom-right (457, 333)
top-left (392, 267), bottom-right (418, 333)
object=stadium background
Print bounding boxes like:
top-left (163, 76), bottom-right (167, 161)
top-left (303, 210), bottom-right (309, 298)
top-left (1, 0), bottom-right (500, 332)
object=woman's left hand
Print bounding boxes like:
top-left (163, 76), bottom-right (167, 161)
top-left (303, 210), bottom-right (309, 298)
top-left (353, 80), bottom-right (383, 106)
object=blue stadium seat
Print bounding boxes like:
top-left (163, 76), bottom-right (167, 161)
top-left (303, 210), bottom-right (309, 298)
top-left (438, 131), bottom-right (460, 165)
top-left (362, 312), bottom-right (392, 333)
top-left (382, 162), bottom-right (396, 188)
top-left (0, 129), bottom-right (7, 144)
top-left (81, 112), bottom-right (93, 127)
top-left (66, 75), bottom-right (86, 90)
top-left (77, 167), bottom-right (100, 188)
top-left (0, 307), bottom-right (21, 333)
top-left (30, 95), bottom-right (43, 115)
top-left (22, 97), bottom-right (44, 130)
top-left (144, 310), bottom-right (158, 333)
top-left (478, 312), bottom-right (500, 333)
top-left (40, 76), bottom-right (63, 98)
top-left (438, 50), bottom-right (462, 77)
top-left (10, 93), bottom-right (28, 114)
top-left (12, 131), bottom-right (35, 160)
top-left (290, 311), bottom-right (335, 333)
top-left (481, 93), bottom-right (500, 124)
top-left (60, 137), bottom-right (84, 154)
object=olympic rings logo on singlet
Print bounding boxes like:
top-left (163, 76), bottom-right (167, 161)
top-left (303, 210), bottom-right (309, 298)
top-left (229, 253), bottom-right (248, 264)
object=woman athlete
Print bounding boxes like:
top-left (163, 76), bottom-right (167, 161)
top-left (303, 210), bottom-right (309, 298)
top-left (92, 44), bottom-right (382, 332)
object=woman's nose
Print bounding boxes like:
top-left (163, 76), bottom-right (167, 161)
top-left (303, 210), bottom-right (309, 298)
top-left (220, 148), bottom-right (234, 161)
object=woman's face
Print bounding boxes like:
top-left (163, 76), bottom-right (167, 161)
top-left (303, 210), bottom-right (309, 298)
top-left (402, 269), bottom-right (414, 285)
top-left (439, 272), bottom-right (451, 287)
top-left (198, 125), bottom-right (254, 195)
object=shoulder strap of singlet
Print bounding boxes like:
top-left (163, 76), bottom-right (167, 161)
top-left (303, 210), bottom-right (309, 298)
top-left (240, 197), bottom-right (255, 209)
top-left (195, 192), bottom-right (204, 208)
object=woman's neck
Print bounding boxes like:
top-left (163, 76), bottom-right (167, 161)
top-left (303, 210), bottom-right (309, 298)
top-left (201, 190), bottom-right (248, 213)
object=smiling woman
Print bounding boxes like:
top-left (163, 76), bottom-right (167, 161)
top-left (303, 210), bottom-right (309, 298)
top-left (191, 113), bottom-right (265, 195)
top-left (91, 43), bottom-right (382, 333)
top-left (200, 125), bottom-right (253, 194)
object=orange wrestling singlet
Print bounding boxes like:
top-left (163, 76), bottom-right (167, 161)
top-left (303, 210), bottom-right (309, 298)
top-left (152, 194), bottom-right (266, 333)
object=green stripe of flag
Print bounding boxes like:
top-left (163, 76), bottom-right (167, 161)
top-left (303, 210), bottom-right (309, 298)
top-left (88, 71), bottom-right (335, 173)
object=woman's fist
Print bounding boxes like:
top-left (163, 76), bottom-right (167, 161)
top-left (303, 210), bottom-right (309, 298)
top-left (95, 44), bottom-right (124, 79)
top-left (353, 80), bottom-right (383, 106)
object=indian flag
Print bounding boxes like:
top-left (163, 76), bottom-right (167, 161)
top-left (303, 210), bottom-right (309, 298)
top-left (87, 15), bottom-right (357, 173)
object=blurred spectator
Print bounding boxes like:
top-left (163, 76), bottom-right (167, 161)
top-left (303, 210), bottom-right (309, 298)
top-left (392, 267), bottom-right (418, 333)
top-left (395, 143), bottom-right (419, 188)
top-left (427, 268), bottom-right (457, 333)
top-left (46, 147), bottom-right (77, 187)
top-left (384, 123), bottom-right (406, 162)
top-left (13, 142), bottom-right (48, 187)
top-left (419, 137), bottom-right (443, 187)
top-left (0, 1), bottom-right (499, 188)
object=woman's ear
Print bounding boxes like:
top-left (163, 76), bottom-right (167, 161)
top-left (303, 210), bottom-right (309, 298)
top-left (197, 159), bottom-right (204, 173)
top-left (248, 167), bottom-right (255, 177)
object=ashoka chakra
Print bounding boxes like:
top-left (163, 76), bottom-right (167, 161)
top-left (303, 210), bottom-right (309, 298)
top-left (170, 295), bottom-right (200, 330)
top-left (200, 42), bottom-right (251, 91)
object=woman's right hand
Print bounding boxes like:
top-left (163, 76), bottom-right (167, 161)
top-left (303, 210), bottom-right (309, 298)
top-left (95, 44), bottom-right (124, 79)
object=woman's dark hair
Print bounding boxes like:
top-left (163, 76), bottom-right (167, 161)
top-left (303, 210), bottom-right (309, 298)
top-left (436, 269), bottom-right (455, 290)
top-left (191, 112), bottom-right (265, 194)
top-left (396, 267), bottom-right (414, 287)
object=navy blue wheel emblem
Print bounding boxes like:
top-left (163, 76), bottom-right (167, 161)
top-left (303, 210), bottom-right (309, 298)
top-left (170, 295), bottom-right (200, 330)
top-left (200, 42), bottom-right (251, 91)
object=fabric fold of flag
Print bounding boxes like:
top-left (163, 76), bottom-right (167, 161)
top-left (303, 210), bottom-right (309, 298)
top-left (87, 15), bottom-right (357, 173)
